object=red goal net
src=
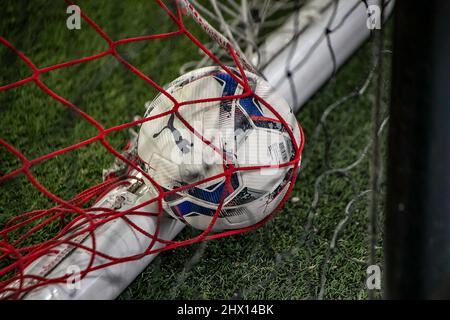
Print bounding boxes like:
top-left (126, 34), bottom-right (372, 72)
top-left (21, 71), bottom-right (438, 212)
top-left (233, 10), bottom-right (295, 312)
top-left (0, 0), bottom-right (303, 299)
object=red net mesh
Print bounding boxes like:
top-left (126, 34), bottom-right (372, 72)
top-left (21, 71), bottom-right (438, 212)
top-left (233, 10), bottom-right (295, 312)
top-left (0, 0), bottom-right (303, 299)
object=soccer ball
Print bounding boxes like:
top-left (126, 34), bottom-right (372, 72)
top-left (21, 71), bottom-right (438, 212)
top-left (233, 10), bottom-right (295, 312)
top-left (137, 66), bottom-right (302, 231)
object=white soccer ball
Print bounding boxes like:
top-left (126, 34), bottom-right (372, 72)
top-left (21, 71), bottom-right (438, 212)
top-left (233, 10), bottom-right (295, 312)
top-left (138, 66), bottom-right (302, 231)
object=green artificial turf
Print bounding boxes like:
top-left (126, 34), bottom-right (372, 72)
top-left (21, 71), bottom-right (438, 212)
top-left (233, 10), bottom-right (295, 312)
top-left (0, 0), bottom-right (392, 299)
